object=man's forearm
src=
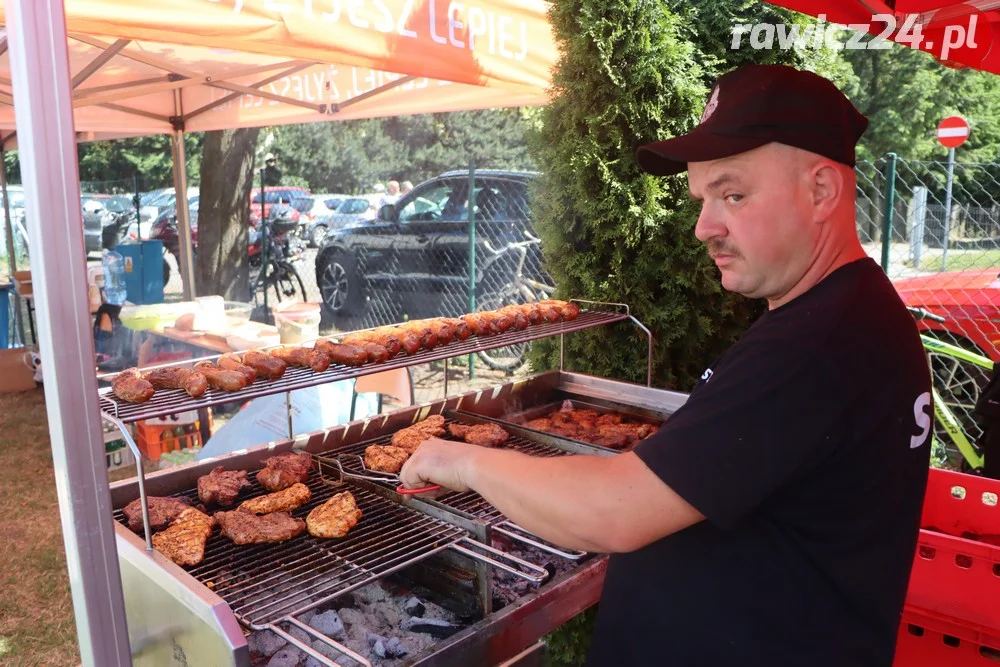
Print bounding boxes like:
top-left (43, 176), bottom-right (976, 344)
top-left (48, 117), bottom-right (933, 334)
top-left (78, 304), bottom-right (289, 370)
top-left (464, 448), bottom-right (635, 553)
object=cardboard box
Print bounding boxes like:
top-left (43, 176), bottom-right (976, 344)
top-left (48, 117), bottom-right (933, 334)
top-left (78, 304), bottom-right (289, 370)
top-left (0, 348), bottom-right (38, 392)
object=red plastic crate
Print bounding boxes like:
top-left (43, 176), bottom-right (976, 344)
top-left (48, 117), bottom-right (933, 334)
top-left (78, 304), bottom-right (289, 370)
top-left (895, 606), bottom-right (1000, 666)
top-left (907, 468), bottom-right (1000, 629)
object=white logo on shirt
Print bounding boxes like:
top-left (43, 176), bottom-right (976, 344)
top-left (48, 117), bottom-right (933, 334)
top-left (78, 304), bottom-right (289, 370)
top-left (701, 368), bottom-right (714, 382)
top-left (911, 392), bottom-right (932, 449)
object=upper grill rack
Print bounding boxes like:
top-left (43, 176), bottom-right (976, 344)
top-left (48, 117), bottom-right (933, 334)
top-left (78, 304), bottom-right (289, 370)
top-left (114, 469), bottom-right (466, 627)
top-left (99, 309), bottom-right (629, 423)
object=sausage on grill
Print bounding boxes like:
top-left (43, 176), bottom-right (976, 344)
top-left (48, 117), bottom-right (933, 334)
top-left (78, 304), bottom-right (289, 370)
top-left (218, 353), bottom-right (257, 384)
top-left (241, 350), bottom-right (287, 380)
top-left (314, 339), bottom-right (368, 367)
top-left (269, 346), bottom-right (332, 372)
top-left (193, 362), bottom-right (250, 392)
top-left (144, 367), bottom-right (209, 398)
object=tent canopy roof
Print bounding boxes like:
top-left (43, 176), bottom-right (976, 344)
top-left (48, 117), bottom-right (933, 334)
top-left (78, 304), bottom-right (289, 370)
top-left (0, 0), bottom-right (557, 144)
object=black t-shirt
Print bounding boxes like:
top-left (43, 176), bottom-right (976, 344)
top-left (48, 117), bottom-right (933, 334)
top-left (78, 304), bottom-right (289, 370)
top-left (586, 258), bottom-right (932, 667)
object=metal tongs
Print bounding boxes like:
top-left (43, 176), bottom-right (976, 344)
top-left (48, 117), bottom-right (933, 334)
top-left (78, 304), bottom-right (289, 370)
top-left (328, 455), bottom-right (442, 495)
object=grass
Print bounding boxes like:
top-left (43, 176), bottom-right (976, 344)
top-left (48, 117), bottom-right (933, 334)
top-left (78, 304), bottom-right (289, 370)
top-left (943, 249), bottom-right (1000, 272)
top-left (0, 388), bottom-right (79, 667)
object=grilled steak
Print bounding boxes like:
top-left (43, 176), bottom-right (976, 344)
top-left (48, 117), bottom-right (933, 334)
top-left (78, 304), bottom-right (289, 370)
top-left (123, 495), bottom-right (192, 533)
top-left (257, 452), bottom-right (313, 491)
top-left (215, 508), bottom-right (306, 544)
top-left (364, 445), bottom-right (410, 474)
top-left (447, 422), bottom-right (509, 448)
top-left (391, 415), bottom-right (446, 453)
top-left (151, 508), bottom-right (216, 566)
top-left (197, 466), bottom-right (252, 507)
top-left (239, 482), bottom-right (312, 515)
top-left (307, 491), bottom-right (363, 539)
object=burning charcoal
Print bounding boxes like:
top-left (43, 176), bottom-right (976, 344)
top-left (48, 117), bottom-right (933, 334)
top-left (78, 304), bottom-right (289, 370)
top-left (403, 597), bottom-right (426, 618)
top-left (310, 639), bottom-right (350, 663)
top-left (384, 638), bottom-right (408, 658)
top-left (267, 647), bottom-right (303, 667)
top-left (250, 630), bottom-right (288, 658)
top-left (373, 639), bottom-right (388, 659)
top-left (401, 617), bottom-right (461, 639)
top-left (310, 610), bottom-right (345, 640)
top-left (365, 631), bottom-right (389, 649)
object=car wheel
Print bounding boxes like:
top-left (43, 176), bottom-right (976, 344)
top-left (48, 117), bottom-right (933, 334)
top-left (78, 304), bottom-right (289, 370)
top-left (318, 250), bottom-right (364, 323)
top-left (102, 225), bottom-right (123, 251)
top-left (311, 225), bottom-right (328, 248)
top-left (162, 257), bottom-right (172, 286)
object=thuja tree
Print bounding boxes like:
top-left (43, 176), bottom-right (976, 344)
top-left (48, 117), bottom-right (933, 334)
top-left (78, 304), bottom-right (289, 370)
top-left (528, 0), bottom-right (837, 392)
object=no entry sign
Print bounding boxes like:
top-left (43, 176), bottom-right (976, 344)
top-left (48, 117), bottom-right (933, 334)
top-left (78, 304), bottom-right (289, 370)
top-left (938, 116), bottom-right (971, 149)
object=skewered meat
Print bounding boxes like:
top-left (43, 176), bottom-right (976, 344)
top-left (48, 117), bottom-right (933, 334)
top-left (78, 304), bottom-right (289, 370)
top-left (539, 299), bottom-right (581, 320)
top-left (239, 482), bottom-right (312, 514)
top-left (448, 422), bottom-right (510, 448)
top-left (314, 339), bottom-right (368, 366)
top-left (495, 308), bottom-right (530, 330)
top-left (144, 367), bottom-right (209, 398)
top-left (397, 322), bottom-right (439, 350)
top-left (218, 353), bottom-right (258, 384)
top-left (376, 327), bottom-right (422, 355)
top-left (500, 303), bottom-right (544, 325)
top-left (461, 313), bottom-right (493, 336)
top-left (123, 495), bottom-right (192, 533)
top-left (193, 361), bottom-right (249, 392)
top-left (481, 311), bottom-right (514, 333)
top-left (344, 332), bottom-right (402, 358)
top-left (269, 347), bottom-right (332, 372)
top-left (340, 339), bottom-right (391, 363)
top-left (391, 415), bottom-right (447, 453)
top-left (197, 466), bottom-right (252, 507)
top-left (364, 445), bottom-right (411, 474)
top-left (241, 350), bottom-right (287, 379)
top-left (257, 452), bottom-right (313, 491)
top-left (112, 368), bottom-right (155, 403)
top-left (215, 508), bottom-right (306, 544)
top-left (307, 491), bottom-right (363, 538)
top-left (420, 319), bottom-right (455, 345)
top-left (152, 508), bottom-right (216, 566)
top-left (440, 318), bottom-right (471, 340)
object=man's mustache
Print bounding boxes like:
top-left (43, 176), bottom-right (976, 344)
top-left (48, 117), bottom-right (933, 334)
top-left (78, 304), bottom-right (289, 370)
top-left (707, 239), bottom-right (740, 259)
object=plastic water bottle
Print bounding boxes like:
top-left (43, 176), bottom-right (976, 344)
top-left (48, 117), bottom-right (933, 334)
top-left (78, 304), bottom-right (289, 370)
top-left (102, 249), bottom-right (127, 305)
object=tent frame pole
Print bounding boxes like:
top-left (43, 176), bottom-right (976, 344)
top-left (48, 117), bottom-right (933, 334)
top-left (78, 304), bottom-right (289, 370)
top-left (6, 0), bottom-right (133, 664)
top-left (172, 90), bottom-right (196, 301)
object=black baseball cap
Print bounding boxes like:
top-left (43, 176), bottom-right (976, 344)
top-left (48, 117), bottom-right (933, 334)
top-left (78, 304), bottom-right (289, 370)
top-left (637, 64), bottom-right (869, 176)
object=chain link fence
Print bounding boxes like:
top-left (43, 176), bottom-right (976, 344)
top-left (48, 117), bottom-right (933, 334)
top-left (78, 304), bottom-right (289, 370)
top-left (857, 155), bottom-right (1000, 470)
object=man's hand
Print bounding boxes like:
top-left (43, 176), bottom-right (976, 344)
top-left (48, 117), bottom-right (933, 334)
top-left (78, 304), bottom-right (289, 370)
top-left (399, 438), bottom-right (479, 492)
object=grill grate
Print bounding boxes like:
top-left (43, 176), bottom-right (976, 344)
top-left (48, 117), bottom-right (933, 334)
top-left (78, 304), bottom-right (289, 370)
top-left (322, 418), bottom-right (571, 524)
top-left (113, 466), bottom-right (465, 627)
top-left (100, 310), bottom-right (628, 423)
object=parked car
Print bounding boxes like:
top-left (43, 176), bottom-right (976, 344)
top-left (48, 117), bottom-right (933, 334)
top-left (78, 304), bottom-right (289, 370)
top-left (325, 195), bottom-right (379, 228)
top-left (315, 170), bottom-right (551, 331)
top-left (82, 194), bottom-right (136, 254)
top-left (299, 194), bottom-right (349, 247)
top-left (249, 186), bottom-right (310, 226)
top-left (139, 187), bottom-right (198, 239)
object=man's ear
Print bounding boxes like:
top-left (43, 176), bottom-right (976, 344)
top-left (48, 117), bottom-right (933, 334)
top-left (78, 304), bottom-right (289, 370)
top-left (808, 161), bottom-right (845, 223)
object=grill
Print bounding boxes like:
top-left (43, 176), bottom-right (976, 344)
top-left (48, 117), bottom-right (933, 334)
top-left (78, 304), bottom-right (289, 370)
top-left (99, 309), bottom-right (629, 423)
top-left (112, 462), bottom-right (547, 642)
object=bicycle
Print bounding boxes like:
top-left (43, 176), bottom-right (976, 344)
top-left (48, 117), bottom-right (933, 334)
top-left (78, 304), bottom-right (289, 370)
top-left (249, 210), bottom-right (307, 318)
top-left (474, 232), bottom-right (556, 372)
top-left (909, 307), bottom-right (994, 473)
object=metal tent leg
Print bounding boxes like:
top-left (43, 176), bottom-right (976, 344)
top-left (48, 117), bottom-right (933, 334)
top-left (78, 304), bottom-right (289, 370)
top-left (6, 1), bottom-right (133, 664)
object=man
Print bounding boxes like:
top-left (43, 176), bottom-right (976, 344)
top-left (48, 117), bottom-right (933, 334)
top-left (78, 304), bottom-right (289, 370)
top-left (400, 64), bottom-right (932, 666)
top-left (379, 179), bottom-right (401, 210)
top-left (263, 153), bottom-right (282, 186)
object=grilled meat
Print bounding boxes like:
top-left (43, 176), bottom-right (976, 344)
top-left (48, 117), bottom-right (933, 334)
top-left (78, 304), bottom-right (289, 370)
top-left (343, 332), bottom-right (402, 358)
top-left (197, 466), bottom-right (252, 507)
top-left (215, 508), bottom-right (306, 544)
top-left (112, 368), bottom-right (155, 403)
top-left (447, 422), bottom-right (510, 448)
top-left (269, 347), bottom-right (332, 372)
top-left (519, 406), bottom-right (660, 450)
top-left (144, 367), bottom-right (209, 398)
top-left (239, 482), bottom-right (312, 515)
top-left (123, 495), bottom-right (192, 533)
top-left (314, 339), bottom-right (368, 366)
top-left (390, 415), bottom-right (447, 453)
top-left (440, 318), bottom-right (471, 340)
top-left (539, 299), bottom-right (581, 320)
top-left (241, 349), bottom-right (287, 379)
top-left (256, 452), bottom-right (313, 491)
top-left (151, 508), bottom-right (216, 566)
top-left (193, 361), bottom-right (249, 391)
top-left (306, 491), bottom-right (363, 539)
top-left (364, 445), bottom-right (411, 474)
top-left (218, 353), bottom-right (258, 384)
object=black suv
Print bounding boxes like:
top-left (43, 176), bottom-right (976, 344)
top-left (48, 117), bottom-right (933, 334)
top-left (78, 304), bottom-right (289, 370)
top-left (315, 170), bottom-right (554, 360)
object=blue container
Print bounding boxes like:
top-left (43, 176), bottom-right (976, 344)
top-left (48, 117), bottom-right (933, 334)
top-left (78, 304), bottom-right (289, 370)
top-left (0, 284), bottom-right (10, 349)
top-left (117, 240), bottom-right (164, 305)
